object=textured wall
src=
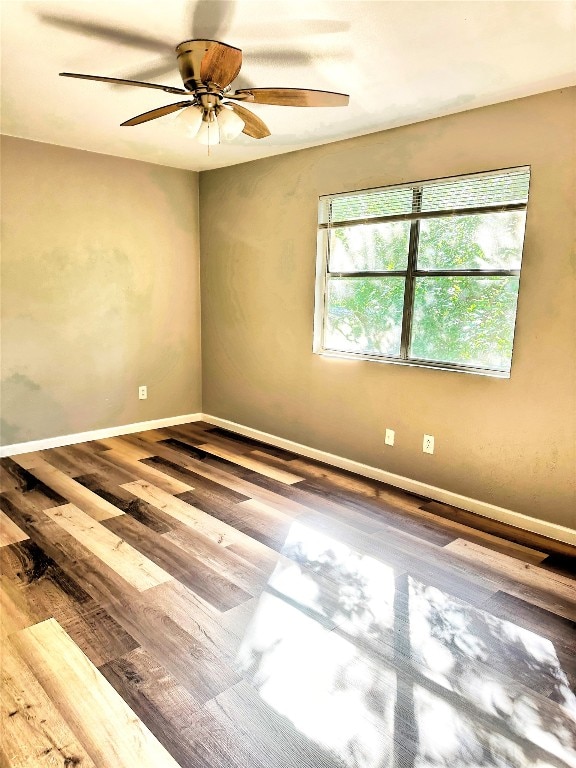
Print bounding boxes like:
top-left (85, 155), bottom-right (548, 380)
top-left (1, 137), bottom-right (201, 444)
top-left (200, 88), bottom-right (576, 529)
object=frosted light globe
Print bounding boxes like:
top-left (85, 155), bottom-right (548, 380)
top-left (175, 105), bottom-right (203, 137)
top-left (217, 106), bottom-right (245, 141)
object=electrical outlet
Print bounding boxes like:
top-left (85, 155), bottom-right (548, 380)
top-left (385, 428), bottom-right (395, 446)
top-left (139, 385), bottom-right (147, 400)
top-left (423, 434), bottom-right (434, 454)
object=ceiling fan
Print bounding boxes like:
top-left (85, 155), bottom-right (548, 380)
top-left (60, 39), bottom-right (349, 145)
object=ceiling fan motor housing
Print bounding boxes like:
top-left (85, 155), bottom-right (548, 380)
top-left (175, 39), bottom-right (242, 94)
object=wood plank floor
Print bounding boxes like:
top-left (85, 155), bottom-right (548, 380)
top-left (1, 421), bottom-right (575, 768)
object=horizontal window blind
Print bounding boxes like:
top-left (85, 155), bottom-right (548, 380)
top-left (420, 168), bottom-right (530, 212)
top-left (319, 167), bottom-right (530, 226)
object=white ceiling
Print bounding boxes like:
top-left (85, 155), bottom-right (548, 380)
top-left (1, 0), bottom-right (575, 171)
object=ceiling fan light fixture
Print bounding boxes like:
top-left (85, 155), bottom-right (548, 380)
top-left (197, 118), bottom-right (220, 146)
top-left (175, 104), bottom-right (203, 137)
top-left (217, 106), bottom-right (245, 141)
top-left (60, 39), bottom-right (349, 146)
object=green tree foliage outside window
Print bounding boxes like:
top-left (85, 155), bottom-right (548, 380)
top-left (316, 168), bottom-right (530, 376)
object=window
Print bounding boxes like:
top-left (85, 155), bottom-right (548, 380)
top-left (314, 167), bottom-right (530, 377)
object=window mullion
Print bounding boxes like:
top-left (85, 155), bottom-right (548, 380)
top-left (400, 187), bottom-right (422, 359)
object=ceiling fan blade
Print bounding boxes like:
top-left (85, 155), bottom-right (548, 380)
top-left (39, 13), bottom-right (171, 52)
top-left (121, 101), bottom-right (193, 127)
top-left (227, 103), bottom-right (271, 139)
top-left (190, 1), bottom-right (235, 40)
top-left (60, 72), bottom-right (187, 95)
top-left (118, 56), bottom-right (175, 84)
top-left (176, 40), bottom-right (242, 90)
top-left (230, 88), bottom-right (349, 107)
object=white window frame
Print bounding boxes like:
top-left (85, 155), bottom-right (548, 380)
top-left (313, 167), bottom-right (530, 378)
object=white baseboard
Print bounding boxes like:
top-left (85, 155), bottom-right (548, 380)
top-left (2, 410), bottom-right (573, 546)
top-left (202, 413), bottom-right (576, 546)
top-left (0, 413), bottom-right (203, 457)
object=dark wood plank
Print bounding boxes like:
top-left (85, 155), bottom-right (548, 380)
top-left (99, 647), bottom-right (204, 767)
top-left (294, 476), bottom-right (453, 543)
top-left (203, 426), bottom-right (300, 460)
top-left (75, 473), bottom-right (172, 533)
top-left (161, 523), bottom-right (267, 596)
top-left (88, 446), bottom-right (195, 494)
top-left (444, 538), bottom-right (576, 621)
top-left (175, 493), bottom-right (293, 553)
top-left (0, 458), bottom-right (67, 509)
top-left (538, 552), bottom-right (576, 579)
top-left (0, 457), bottom-right (43, 493)
top-left (422, 499), bottom-right (576, 558)
top-left (143, 455), bottom-right (250, 504)
top-left (0, 539), bottom-right (138, 667)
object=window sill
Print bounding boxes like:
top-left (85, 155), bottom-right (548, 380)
top-left (314, 348), bottom-right (511, 378)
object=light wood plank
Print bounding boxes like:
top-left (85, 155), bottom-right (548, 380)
top-left (198, 443), bottom-right (303, 485)
top-left (38, 444), bottom-right (135, 484)
top-left (11, 457), bottom-right (123, 521)
top-left (0, 578), bottom-right (35, 637)
top-left (44, 504), bottom-right (172, 592)
top-left (1, 639), bottom-right (96, 767)
top-left (0, 509), bottom-right (28, 547)
top-left (10, 618), bottom-right (181, 767)
top-left (98, 437), bottom-right (156, 461)
top-left (4, 452), bottom-right (44, 470)
top-left (131, 428), bottom-right (173, 443)
top-left (102, 450), bottom-right (194, 494)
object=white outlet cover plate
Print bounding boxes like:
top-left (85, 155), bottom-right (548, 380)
top-left (139, 386), bottom-right (147, 400)
top-left (385, 429), bottom-right (395, 446)
top-left (423, 434), bottom-right (434, 454)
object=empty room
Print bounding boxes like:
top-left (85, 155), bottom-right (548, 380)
top-left (1, 1), bottom-right (575, 766)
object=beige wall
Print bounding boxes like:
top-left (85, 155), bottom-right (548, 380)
top-left (1, 136), bottom-right (201, 444)
top-left (200, 88), bottom-right (576, 530)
